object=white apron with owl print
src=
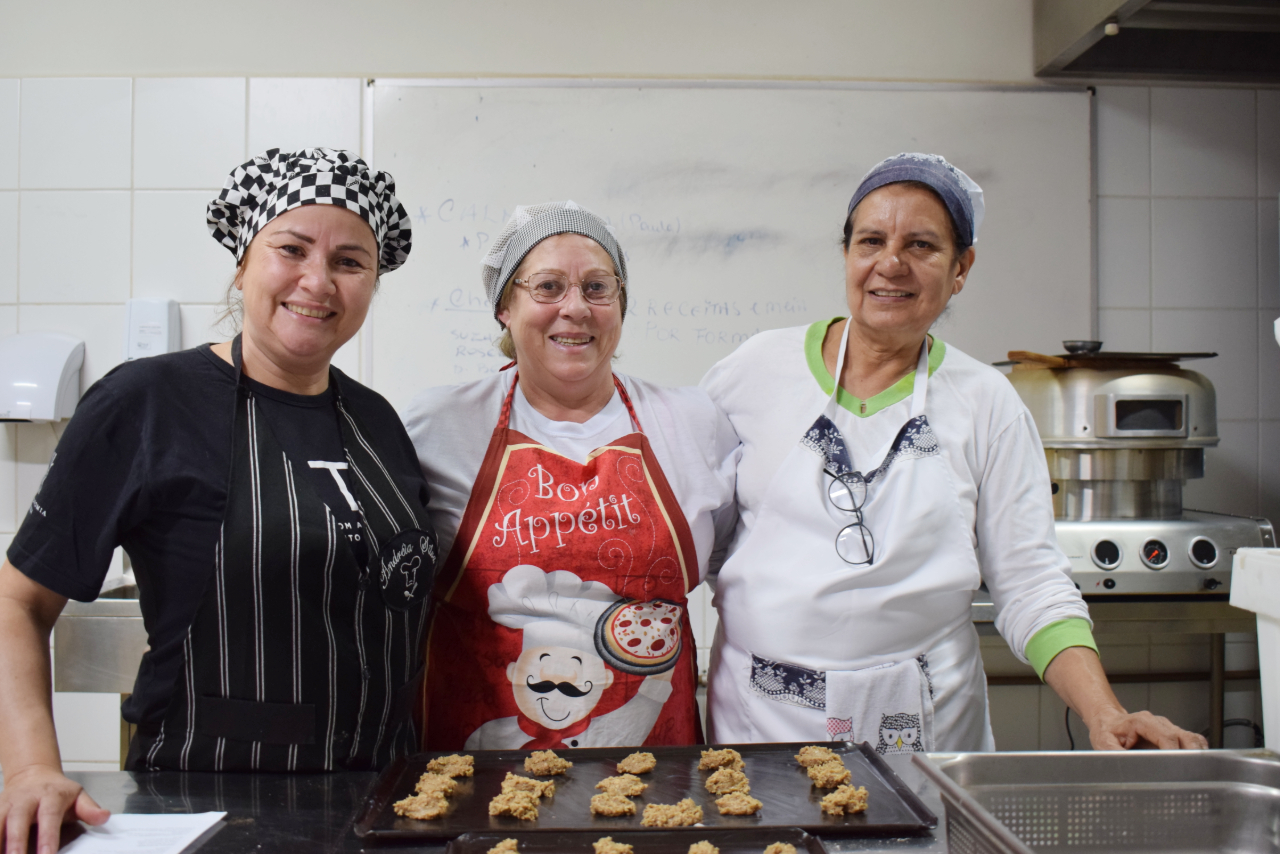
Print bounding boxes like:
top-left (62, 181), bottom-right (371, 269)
top-left (707, 322), bottom-right (995, 753)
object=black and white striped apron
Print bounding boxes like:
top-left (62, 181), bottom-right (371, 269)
top-left (129, 338), bottom-right (437, 771)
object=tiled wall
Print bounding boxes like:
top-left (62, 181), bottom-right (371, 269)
top-left (1, 80), bottom-right (1276, 764)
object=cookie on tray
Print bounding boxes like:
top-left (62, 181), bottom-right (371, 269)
top-left (501, 772), bottom-right (556, 798)
top-left (616, 751), bottom-right (657, 775)
top-left (763, 844), bottom-right (797, 854)
top-left (697, 748), bottom-right (744, 771)
top-left (715, 791), bottom-right (763, 815)
top-left (687, 842), bottom-right (720, 854)
top-left (820, 784), bottom-right (869, 816)
top-left (486, 841), bottom-right (519, 854)
top-left (488, 790), bottom-right (540, 821)
top-left (414, 772), bottom-right (458, 798)
top-left (595, 774), bottom-right (648, 797)
top-left (590, 792), bottom-right (637, 817)
top-left (641, 798), bottom-right (703, 827)
top-left (426, 753), bottom-right (474, 778)
top-left (807, 759), bottom-right (851, 788)
top-left (524, 749), bottom-right (573, 776)
top-left (392, 793), bottom-right (449, 820)
top-left (794, 745), bottom-right (840, 767)
top-left (593, 838), bottom-right (634, 854)
top-left (704, 767), bottom-right (750, 795)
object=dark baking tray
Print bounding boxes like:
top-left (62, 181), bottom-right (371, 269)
top-left (353, 741), bottom-right (935, 841)
top-left (446, 826), bottom-right (826, 853)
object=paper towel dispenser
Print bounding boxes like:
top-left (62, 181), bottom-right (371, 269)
top-left (0, 333), bottom-right (85, 422)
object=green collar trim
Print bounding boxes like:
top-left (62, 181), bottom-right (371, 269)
top-left (804, 317), bottom-right (946, 418)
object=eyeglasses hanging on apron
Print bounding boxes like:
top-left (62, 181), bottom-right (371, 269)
top-left (129, 335), bottom-right (437, 772)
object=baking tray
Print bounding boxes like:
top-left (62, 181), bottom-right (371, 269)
top-left (447, 826), bottom-right (826, 853)
top-left (353, 741), bottom-right (936, 841)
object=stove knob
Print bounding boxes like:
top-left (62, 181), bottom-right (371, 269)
top-left (1204, 578), bottom-right (1221, 591)
top-left (1103, 578), bottom-right (1116, 590)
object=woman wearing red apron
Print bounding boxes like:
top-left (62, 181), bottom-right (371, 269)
top-left (403, 202), bottom-right (738, 750)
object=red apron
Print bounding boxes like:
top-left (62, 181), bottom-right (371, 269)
top-left (421, 374), bottom-right (702, 750)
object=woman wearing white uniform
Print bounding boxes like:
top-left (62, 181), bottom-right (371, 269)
top-left (402, 202), bottom-right (736, 751)
top-left (702, 154), bottom-right (1206, 753)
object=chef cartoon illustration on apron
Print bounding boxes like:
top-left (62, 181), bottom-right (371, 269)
top-left (421, 374), bottom-right (702, 750)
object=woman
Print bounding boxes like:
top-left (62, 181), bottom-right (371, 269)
top-left (402, 201), bottom-right (736, 751)
top-left (702, 153), bottom-right (1206, 752)
top-left (0, 149), bottom-right (437, 852)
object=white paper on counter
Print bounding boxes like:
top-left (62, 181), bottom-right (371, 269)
top-left (60, 812), bottom-right (225, 854)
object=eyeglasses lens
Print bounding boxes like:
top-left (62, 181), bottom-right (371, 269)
top-left (828, 473), bottom-right (867, 512)
top-left (836, 522), bottom-right (874, 565)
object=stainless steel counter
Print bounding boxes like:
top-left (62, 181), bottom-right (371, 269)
top-left (5, 756), bottom-right (950, 854)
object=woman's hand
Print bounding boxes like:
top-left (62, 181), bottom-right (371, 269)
top-left (1044, 646), bottom-right (1207, 750)
top-left (0, 764), bottom-right (109, 854)
top-left (1085, 707), bottom-right (1208, 751)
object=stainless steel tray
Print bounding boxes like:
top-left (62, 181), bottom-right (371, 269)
top-left (916, 750), bottom-right (1280, 854)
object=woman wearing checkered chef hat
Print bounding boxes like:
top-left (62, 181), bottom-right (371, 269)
top-left (400, 202), bottom-right (737, 751)
top-left (0, 148), bottom-right (438, 844)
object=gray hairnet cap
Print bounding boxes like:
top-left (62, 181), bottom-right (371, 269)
top-left (848, 153), bottom-right (985, 249)
top-left (481, 201), bottom-right (628, 321)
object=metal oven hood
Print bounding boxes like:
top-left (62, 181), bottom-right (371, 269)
top-left (1035, 0), bottom-right (1280, 83)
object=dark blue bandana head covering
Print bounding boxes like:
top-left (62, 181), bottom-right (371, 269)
top-left (847, 153), bottom-right (985, 250)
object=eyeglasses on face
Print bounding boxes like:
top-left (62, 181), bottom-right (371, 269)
top-left (512, 272), bottom-right (625, 305)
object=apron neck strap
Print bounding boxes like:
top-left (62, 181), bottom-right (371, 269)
top-left (829, 323), bottom-right (932, 418)
top-left (229, 333), bottom-right (341, 402)
top-left (498, 373), bottom-right (643, 433)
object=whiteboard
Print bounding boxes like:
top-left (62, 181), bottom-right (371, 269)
top-left (369, 82), bottom-right (1091, 410)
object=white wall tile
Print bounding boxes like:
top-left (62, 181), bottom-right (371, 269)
top-left (20, 79), bottom-right (131, 190)
top-left (331, 329), bottom-right (361, 379)
top-left (1095, 86), bottom-right (1150, 197)
top-left (1148, 681), bottom-right (1210, 738)
top-left (1260, 420), bottom-right (1280, 528)
top-left (1151, 88), bottom-right (1256, 199)
top-left (1260, 311), bottom-right (1280, 422)
top-left (0, 304), bottom-right (13, 335)
top-left (248, 78), bottom-right (361, 157)
top-left (1038, 687), bottom-right (1074, 750)
top-left (19, 303), bottom-right (126, 388)
top-left (1153, 309), bottom-right (1257, 420)
top-left (179, 303), bottom-right (226, 349)
top-left (1097, 197), bottom-right (1150, 308)
top-left (0, 191), bottom-right (16, 303)
top-left (1225, 635), bottom-right (1259, 671)
top-left (1099, 308), bottom-right (1150, 352)
top-left (1151, 198), bottom-right (1256, 309)
top-left (134, 78), bottom-right (246, 190)
top-left (19, 191), bottom-right (131, 304)
top-left (1183, 419), bottom-right (1259, 517)
top-left (52, 692), bottom-right (121, 764)
top-left (1261, 198), bottom-right (1279, 310)
top-left (1260, 89), bottom-right (1280, 198)
top-left (0, 80), bottom-right (18, 190)
top-left (134, 191), bottom-right (237, 303)
top-left (1147, 636), bottom-right (1209, 672)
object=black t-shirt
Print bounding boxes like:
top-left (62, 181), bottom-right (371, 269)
top-left (7, 345), bottom-right (430, 724)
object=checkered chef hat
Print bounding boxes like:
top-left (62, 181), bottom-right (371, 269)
top-left (207, 148), bottom-right (412, 274)
top-left (481, 201), bottom-right (628, 321)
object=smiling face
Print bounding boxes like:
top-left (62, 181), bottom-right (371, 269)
top-left (506, 645), bottom-right (614, 729)
top-left (236, 204), bottom-right (379, 377)
top-left (843, 183), bottom-right (975, 348)
top-left (497, 234), bottom-right (623, 403)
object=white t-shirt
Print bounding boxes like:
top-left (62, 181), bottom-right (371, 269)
top-left (700, 320), bottom-right (1090, 662)
top-left (400, 371), bottom-right (739, 583)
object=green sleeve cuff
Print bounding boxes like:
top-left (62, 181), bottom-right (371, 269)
top-left (1025, 618), bottom-right (1098, 680)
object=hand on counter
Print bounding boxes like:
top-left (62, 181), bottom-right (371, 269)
top-left (1043, 645), bottom-right (1209, 751)
top-left (0, 764), bottom-right (110, 854)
